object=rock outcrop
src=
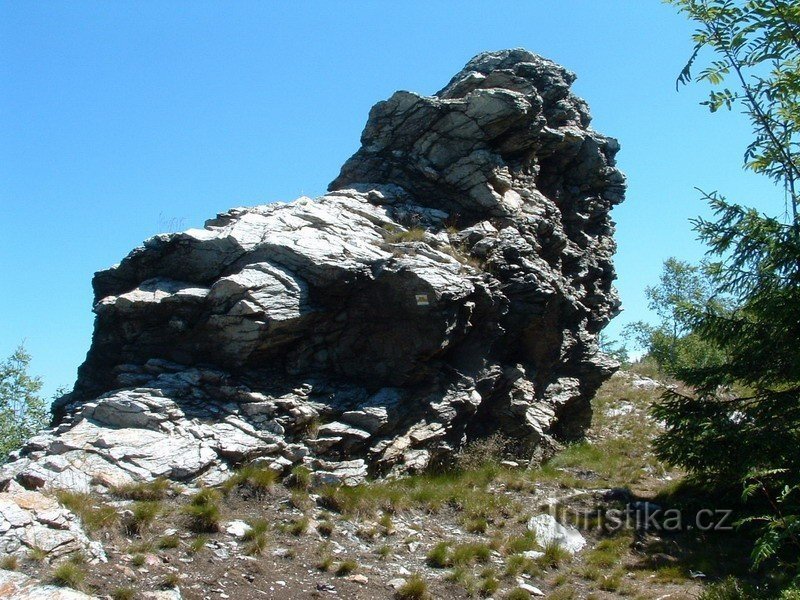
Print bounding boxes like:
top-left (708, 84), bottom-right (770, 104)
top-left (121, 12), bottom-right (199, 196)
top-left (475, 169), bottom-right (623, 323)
top-left (2, 49), bottom-right (624, 495)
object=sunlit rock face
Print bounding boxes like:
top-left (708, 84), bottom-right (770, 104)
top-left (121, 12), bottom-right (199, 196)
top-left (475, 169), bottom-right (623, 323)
top-left (2, 49), bottom-right (624, 492)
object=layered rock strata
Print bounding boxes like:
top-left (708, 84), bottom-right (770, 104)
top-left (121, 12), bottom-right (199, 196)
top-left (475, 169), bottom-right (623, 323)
top-left (2, 49), bottom-right (624, 494)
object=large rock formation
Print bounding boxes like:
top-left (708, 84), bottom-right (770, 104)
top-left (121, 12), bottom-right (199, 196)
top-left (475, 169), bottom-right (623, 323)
top-left (2, 49), bottom-right (624, 493)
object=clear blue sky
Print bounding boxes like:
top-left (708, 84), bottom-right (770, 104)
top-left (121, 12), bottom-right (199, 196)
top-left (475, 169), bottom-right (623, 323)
top-left (0, 1), bottom-right (784, 399)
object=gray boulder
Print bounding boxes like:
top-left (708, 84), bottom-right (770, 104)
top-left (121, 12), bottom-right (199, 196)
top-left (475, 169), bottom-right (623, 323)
top-left (3, 48), bottom-right (624, 492)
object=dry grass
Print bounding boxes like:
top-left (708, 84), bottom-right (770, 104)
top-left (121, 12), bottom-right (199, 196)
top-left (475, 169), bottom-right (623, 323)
top-left (111, 478), bottom-right (172, 501)
top-left (385, 227), bottom-right (427, 243)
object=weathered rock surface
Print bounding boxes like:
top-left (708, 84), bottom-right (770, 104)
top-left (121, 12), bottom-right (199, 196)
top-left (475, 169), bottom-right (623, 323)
top-left (0, 570), bottom-right (97, 599)
top-left (0, 484), bottom-right (105, 562)
top-left (2, 48), bottom-right (624, 495)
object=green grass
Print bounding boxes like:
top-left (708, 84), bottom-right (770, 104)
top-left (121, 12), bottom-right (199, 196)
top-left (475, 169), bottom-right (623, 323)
top-left (445, 567), bottom-right (477, 596)
top-left (28, 545), bottom-right (48, 562)
top-left (465, 516), bottom-right (488, 534)
top-left (317, 520), bottom-right (334, 537)
top-left (55, 490), bottom-right (119, 533)
top-left (160, 572), bottom-right (180, 589)
top-left (222, 464), bottom-right (279, 497)
top-left (536, 541), bottom-right (572, 569)
top-left (51, 561), bottom-right (86, 589)
top-left (288, 516), bottom-right (309, 536)
top-left (111, 587), bottom-right (136, 600)
top-left (504, 531), bottom-right (538, 555)
top-left (111, 478), bottom-right (172, 501)
top-left (131, 554), bottom-right (146, 567)
top-left (334, 559), bottom-right (359, 576)
top-left (503, 554), bottom-right (542, 578)
top-left (450, 542), bottom-right (492, 566)
top-left (316, 554), bottom-right (334, 572)
top-left (479, 571), bottom-right (500, 596)
top-left (128, 500), bottom-right (161, 534)
top-left (547, 587), bottom-right (577, 600)
top-left (379, 512), bottom-right (394, 534)
top-left (187, 535), bottom-right (208, 554)
top-left (585, 535), bottom-right (630, 568)
top-left (698, 577), bottom-right (752, 600)
top-left (385, 227), bottom-right (427, 243)
top-left (289, 465), bottom-right (312, 490)
top-left (505, 588), bottom-right (532, 600)
top-left (243, 519), bottom-right (269, 556)
top-left (396, 574), bottom-right (429, 599)
top-left (183, 488), bottom-right (221, 532)
top-left (157, 535), bottom-right (180, 550)
top-left (318, 464), bottom-right (517, 518)
top-left (426, 542), bottom-right (450, 568)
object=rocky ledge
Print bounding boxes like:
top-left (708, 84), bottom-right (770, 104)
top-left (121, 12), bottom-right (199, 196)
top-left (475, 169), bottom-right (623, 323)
top-left (1, 49), bottom-right (624, 499)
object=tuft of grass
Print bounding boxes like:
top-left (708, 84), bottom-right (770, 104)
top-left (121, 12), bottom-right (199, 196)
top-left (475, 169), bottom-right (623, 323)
top-left (1, 555), bottom-right (19, 571)
top-left (183, 488), bottom-right (221, 532)
top-left (504, 531), bottom-right (538, 555)
top-left (128, 501), bottom-right (161, 535)
top-left (536, 541), bottom-right (572, 568)
top-left (697, 577), bottom-right (751, 600)
top-left (505, 588), bottom-right (532, 600)
top-left (479, 571), bottom-right (500, 596)
top-left (598, 570), bottom-right (623, 592)
top-left (157, 535), bottom-right (180, 550)
top-left (222, 464), bottom-right (279, 497)
top-left (187, 535), bottom-right (208, 555)
top-left (547, 587), bottom-right (576, 600)
top-left (316, 554), bottom-right (334, 572)
top-left (377, 544), bottom-right (392, 559)
top-left (396, 573), bottom-right (429, 600)
top-left (111, 478), bottom-right (171, 501)
top-left (456, 434), bottom-right (508, 471)
top-left (450, 542), bottom-right (492, 566)
top-left (386, 227), bottom-right (427, 243)
top-left (465, 516), bottom-right (488, 534)
top-left (379, 512), bottom-right (395, 534)
top-left (51, 561), bottom-right (86, 589)
top-left (503, 553), bottom-right (541, 578)
top-left (243, 519), bottom-right (269, 556)
top-left (288, 516), bottom-right (309, 536)
top-left (111, 588), bottom-right (136, 600)
top-left (586, 535), bottom-right (629, 568)
top-left (426, 542), bottom-right (450, 568)
top-left (160, 572), bottom-right (180, 589)
top-left (289, 490), bottom-right (313, 511)
top-left (335, 559), bottom-right (359, 576)
top-left (317, 520), bottom-right (334, 537)
top-left (445, 567), bottom-right (477, 596)
top-left (55, 490), bottom-right (118, 533)
top-left (289, 465), bottom-right (312, 490)
top-left (28, 545), bottom-right (49, 563)
top-left (653, 565), bottom-right (690, 583)
top-left (131, 554), bottom-right (146, 567)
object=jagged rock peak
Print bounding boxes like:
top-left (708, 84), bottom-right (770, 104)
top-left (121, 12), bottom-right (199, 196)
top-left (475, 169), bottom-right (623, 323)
top-left (2, 50), bottom-right (625, 502)
top-left (331, 48), bottom-right (623, 220)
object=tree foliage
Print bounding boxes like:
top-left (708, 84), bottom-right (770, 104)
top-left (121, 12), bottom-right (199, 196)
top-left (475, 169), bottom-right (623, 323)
top-left (624, 257), bottom-right (728, 375)
top-left (659, 0), bottom-right (800, 572)
top-left (0, 344), bottom-right (48, 461)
